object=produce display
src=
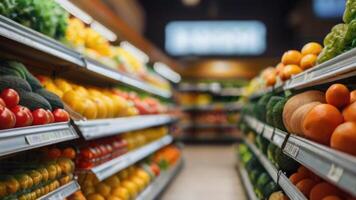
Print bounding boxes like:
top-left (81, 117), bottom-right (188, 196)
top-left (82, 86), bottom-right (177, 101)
top-left (242, 83), bottom-right (356, 157)
top-left (76, 126), bottom-right (168, 169)
top-left (0, 0), bottom-right (170, 92)
top-left (0, 0), bottom-right (68, 40)
top-left (78, 145), bottom-right (181, 200)
top-left (0, 60), bottom-right (69, 130)
top-left (238, 126), bottom-right (356, 200)
top-left (237, 143), bottom-right (282, 199)
top-left (0, 149), bottom-right (75, 200)
top-left (37, 75), bottom-right (167, 119)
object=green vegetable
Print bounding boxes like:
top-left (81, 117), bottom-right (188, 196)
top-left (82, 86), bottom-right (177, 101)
top-left (0, 75), bottom-right (32, 92)
top-left (266, 96), bottom-right (283, 126)
top-left (256, 93), bottom-right (273, 122)
top-left (275, 147), bottom-right (299, 175)
top-left (272, 98), bottom-right (288, 131)
top-left (0, 0), bottom-right (69, 39)
top-left (344, 0), bottom-right (356, 24)
top-left (19, 91), bottom-right (52, 111)
top-left (36, 89), bottom-right (64, 109)
top-left (263, 181), bottom-right (279, 197)
top-left (256, 135), bottom-right (269, 155)
top-left (317, 24), bottom-right (348, 64)
top-left (267, 143), bottom-right (278, 165)
top-left (256, 172), bottom-right (271, 189)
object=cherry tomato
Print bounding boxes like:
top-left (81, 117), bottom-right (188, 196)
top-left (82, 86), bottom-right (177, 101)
top-left (0, 97), bottom-right (5, 107)
top-left (46, 110), bottom-right (54, 123)
top-left (10, 105), bottom-right (33, 127)
top-left (0, 89), bottom-right (19, 108)
top-left (52, 109), bottom-right (70, 122)
top-left (32, 108), bottom-right (49, 125)
top-left (0, 106), bottom-right (16, 129)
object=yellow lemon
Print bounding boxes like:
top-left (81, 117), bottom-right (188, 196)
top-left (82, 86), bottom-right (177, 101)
top-left (121, 180), bottom-right (138, 199)
top-left (107, 195), bottom-right (122, 200)
top-left (95, 182), bottom-right (111, 197)
top-left (130, 176), bottom-right (145, 191)
top-left (101, 95), bottom-right (115, 118)
top-left (54, 79), bottom-right (72, 92)
top-left (104, 176), bottom-right (120, 188)
top-left (87, 193), bottom-right (105, 200)
top-left (75, 86), bottom-right (89, 97)
top-left (90, 97), bottom-right (107, 118)
top-left (111, 187), bottom-right (129, 200)
top-left (82, 99), bottom-right (98, 119)
top-left (136, 170), bottom-right (150, 185)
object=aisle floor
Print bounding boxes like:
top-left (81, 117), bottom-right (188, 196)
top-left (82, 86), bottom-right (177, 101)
top-left (160, 145), bottom-right (247, 200)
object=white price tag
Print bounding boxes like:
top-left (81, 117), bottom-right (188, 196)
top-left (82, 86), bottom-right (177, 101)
top-left (26, 130), bottom-right (75, 145)
top-left (284, 143), bottom-right (299, 158)
top-left (274, 135), bottom-right (284, 147)
top-left (327, 164), bottom-right (344, 183)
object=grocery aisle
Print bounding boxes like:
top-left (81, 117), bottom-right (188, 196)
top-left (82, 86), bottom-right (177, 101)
top-left (161, 145), bottom-right (246, 200)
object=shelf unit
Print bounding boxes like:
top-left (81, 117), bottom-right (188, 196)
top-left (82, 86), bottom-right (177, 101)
top-left (37, 181), bottom-right (80, 200)
top-left (0, 122), bottom-right (78, 157)
top-left (236, 156), bottom-right (258, 200)
top-left (88, 135), bottom-right (173, 181)
top-left (244, 139), bottom-right (307, 200)
top-left (76, 115), bottom-right (177, 140)
top-left (181, 123), bottom-right (236, 129)
top-left (244, 115), bottom-right (356, 197)
top-left (176, 136), bottom-right (240, 144)
top-left (248, 48), bottom-right (356, 99)
top-left (181, 103), bottom-right (242, 112)
top-left (0, 15), bottom-right (171, 99)
top-left (136, 158), bottom-right (184, 200)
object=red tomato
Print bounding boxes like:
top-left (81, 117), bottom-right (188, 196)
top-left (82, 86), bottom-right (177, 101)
top-left (0, 98), bottom-right (5, 107)
top-left (10, 105), bottom-right (33, 127)
top-left (32, 108), bottom-right (49, 125)
top-left (46, 110), bottom-right (54, 123)
top-left (150, 163), bottom-right (160, 176)
top-left (48, 148), bottom-right (62, 159)
top-left (0, 89), bottom-right (19, 108)
top-left (0, 106), bottom-right (16, 129)
top-left (52, 109), bottom-right (70, 122)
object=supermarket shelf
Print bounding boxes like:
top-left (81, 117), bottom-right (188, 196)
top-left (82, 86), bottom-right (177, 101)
top-left (181, 103), bottom-right (242, 112)
top-left (236, 164), bottom-right (258, 200)
top-left (244, 115), bottom-right (356, 197)
top-left (244, 139), bottom-right (278, 182)
top-left (75, 115), bottom-right (177, 140)
top-left (38, 181), bottom-right (80, 200)
top-left (249, 48), bottom-right (356, 99)
top-left (178, 84), bottom-right (243, 96)
top-left (176, 136), bottom-right (240, 144)
top-left (244, 138), bottom-right (307, 200)
top-left (90, 135), bottom-right (173, 181)
top-left (236, 155), bottom-right (258, 200)
top-left (136, 158), bottom-right (184, 200)
top-left (0, 122), bottom-right (78, 157)
top-left (181, 123), bottom-right (236, 129)
top-left (0, 15), bottom-right (171, 99)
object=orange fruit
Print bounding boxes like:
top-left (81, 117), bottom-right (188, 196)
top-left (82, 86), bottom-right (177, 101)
top-left (350, 90), bottom-right (356, 103)
top-left (296, 179), bottom-right (317, 197)
top-left (309, 182), bottom-right (342, 200)
top-left (322, 196), bottom-right (342, 200)
top-left (289, 172), bottom-right (309, 185)
top-left (297, 166), bottom-right (311, 176)
top-left (301, 42), bottom-right (323, 55)
top-left (300, 54), bottom-right (317, 70)
top-left (266, 73), bottom-right (276, 86)
top-left (282, 50), bottom-right (303, 65)
top-left (48, 148), bottom-right (62, 159)
top-left (343, 101), bottom-right (356, 122)
top-left (303, 104), bottom-right (344, 145)
top-left (276, 62), bottom-right (285, 75)
top-left (330, 122), bottom-right (356, 156)
top-left (326, 84), bottom-right (350, 108)
top-left (280, 64), bottom-right (302, 81)
top-left (62, 148), bottom-right (76, 159)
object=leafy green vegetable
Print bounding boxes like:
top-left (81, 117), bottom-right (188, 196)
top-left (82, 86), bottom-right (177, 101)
top-left (317, 24), bottom-right (348, 64)
top-left (344, 0), bottom-right (356, 24)
top-left (0, 0), bottom-right (68, 39)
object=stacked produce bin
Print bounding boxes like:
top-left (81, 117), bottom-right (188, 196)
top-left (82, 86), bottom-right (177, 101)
top-left (236, 0), bottom-right (356, 199)
top-left (0, 1), bottom-right (183, 200)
